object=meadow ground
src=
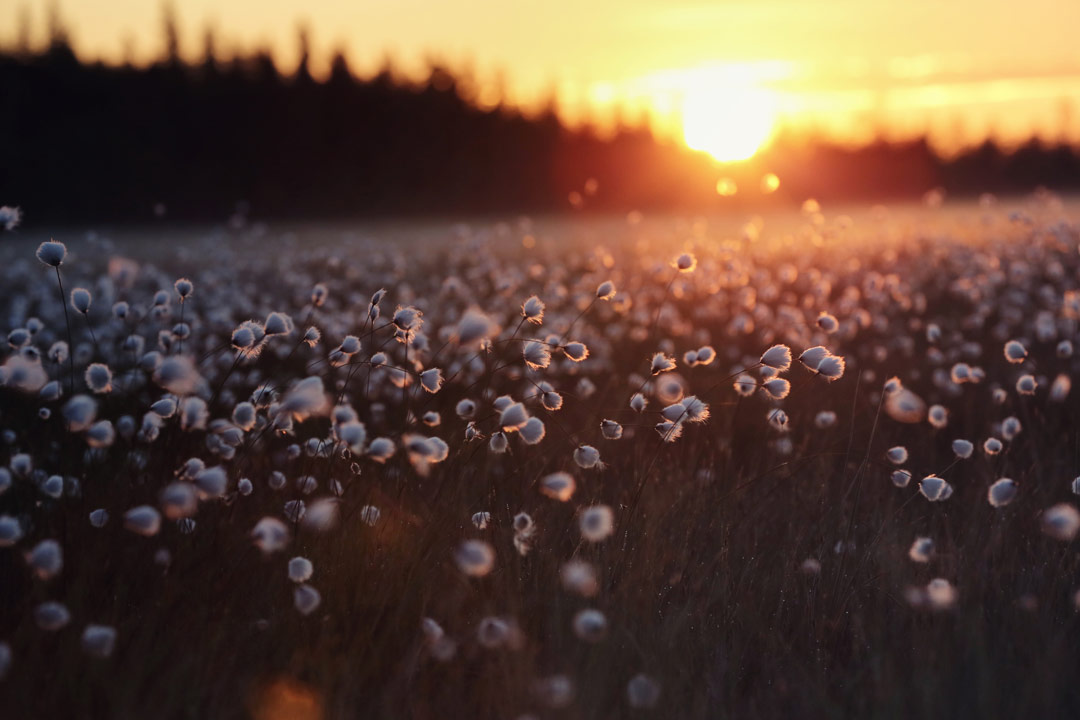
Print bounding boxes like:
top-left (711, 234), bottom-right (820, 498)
top-left (1, 196), bottom-right (1080, 719)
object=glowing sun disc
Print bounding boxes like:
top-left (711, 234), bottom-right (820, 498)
top-left (682, 86), bottom-right (776, 163)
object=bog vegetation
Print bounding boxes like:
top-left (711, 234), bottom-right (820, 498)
top-left (1, 196), bottom-right (1080, 718)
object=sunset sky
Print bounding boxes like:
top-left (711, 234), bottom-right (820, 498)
top-left (6, 0), bottom-right (1080, 157)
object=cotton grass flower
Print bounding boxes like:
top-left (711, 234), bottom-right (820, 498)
top-left (194, 465), bottom-right (228, 499)
top-left (563, 341), bottom-right (589, 362)
top-left (540, 472), bottom-right (575, 501)
top-left (573, 608), bottom-right (608, 642)
top-left (0, 515), bottom-right (23, 546)
top-left (579, 505), bottom-right (614, 542)
top-left (153, 356), bottom-right (202, 396)
top-left (264, 312), bottom-right (293, 336)
top-left (392, 305), bottom-right (424, 334)
top-left (798, 346), bottom-right (829, 371)
top-left (174, 277), bottom-right (193, 299)
top-left (40, 474), bottom-right (64, 498)
top-left (767, 409), bottom-right (789, 432)
top-left (886, 446), bottom-right (908, 464)
top-left (160, 483), bottom-right (197, 519)
top-left (560, 559), bottom-right (599, 597)
top-left (601, 419), bottom-right (623, 439)
top-left (36, 240), bottom-right (67, 267)
top-left (760, 345), bottom-right (792, 372)
top-left (455, 399), bottom-right (476, 419)
top-left (1001, 416), bottom-right (1022, 441)
top-left (655, 419), bottom-right (684, 442)
top-left (733, 373), bottom-right (756, 397)
top-left (927, 404), bottom-right (948, 429)
top-left (455, 539), bottom-right (495, 577)
top-left (573, 444), bottom-right (601, 469)
top-left (294, 584), bottom-right (321, 615)
top-left (420, 368), bottom-right (443, 393)
top-left (70, 287), bottom-right (92, 314)
top-left (34, 601), bottom-right (71, 631)
top-left (302, 498), bottom-right (340, 532)
top-left (1050, 374), bottom-right (1071, 402)
top-left (815, 353), bottom-right (846, 381)
top-left (488, 432), bottom-right (509, 454)
top-left (1042, 504), bottom-right (1080, 541)
top-left (1016, 374), bottom-right (1037, 395)
top-left (523, 340), bottom-right (551, 369)
top-left (885, 388), bottom-right (926, 423)
top-left (63, 394), bottom-right (97, 432)
top-left (919, 475), bottom-right (953, 502)
top-left (926, 579), bottom-right (958, 610)
top-left (288, 557), bottom-right (314, 583)
top-left (455, 308), bottom-right (498, 346)
top-left (761, 377), bottom-right (790, 400)
top-left (675, 252), bottom-right (696, 272)
top-left (1004, 340), bottom-right (1027, 364)
top-left (596, 280), bottom-right (616, 300)
top-left (952, 439), bottom-right (974, 459)
top-left (519, 416), bottom-right (546, 445)
top-left (124, 505), bottom-right (162, 536)
top-left (816, 312), bottom-right (839, 333)
top-left (522, 296), bottom-right (545, 324)
top-left (650, 352), bottom-right (676, 374)
top-left (988, 478), bottom-right (1018, 507)
top-left (909, 537), bottom-right (934, 563)
top-left (500, 402), bottom-right (529, 432)
top-left (81, 625), bottom-right (117, 658)
top-left (477, 617), bottom-right (511, 648)
top-left (815, 411), bottom-right (837, 428)
top-left (251, 517), bottom-right (290, 554)
top-left (26, 539), bottom-right (63, 579)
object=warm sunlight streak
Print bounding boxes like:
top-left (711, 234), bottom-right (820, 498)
top-left (682, 84), bottom-right (777, 163)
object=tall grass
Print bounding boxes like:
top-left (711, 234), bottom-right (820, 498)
top-left (1, 196), bottom-right (1080, 718)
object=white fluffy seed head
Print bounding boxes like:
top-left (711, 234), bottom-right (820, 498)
top-left (909, 537), bottom-right (934, 563)
top-left (563, 342), bottom-right (589, 362)
top-left (1004, 340), bottom-right (1028, 364)
top-left (540, 472), bottom-right (576, 501)
top-left (886, 446), bottom-right (908, 465)
top-left (288, 556), bottom-right (314, 583)
top-left (579, 505), bottom-right (614, 542)
top-left (988, 478), bottom-right (1018, 507)
top-left (500, 402), bottom-right (529, 432)
top-left (760, 345), bottom-right (792, 371)
top-left (952, 439), bottom-right (974, 459)
top-left (573, 444), bottom-right (601, 469)
top-left (455, 539), bottom-right (495, 577)
top-left (36, 240), bottom-right (68, 267)
top-left (124, 505), bottom-right (162, 536)
top-left (919, 475), bottom-right (953, 502)
top-left (70, 287), bottom-right (92, 314)
top-left (522, 296), bottom-right (545, 324)
top-left (1043, 503), bottom-right (1080, 541)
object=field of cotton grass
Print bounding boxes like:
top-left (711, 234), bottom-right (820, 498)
top-left (2, 196), bottom-right (1080, 718)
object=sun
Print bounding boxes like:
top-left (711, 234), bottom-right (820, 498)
top-left (681, 85), bottom-right (777, 163)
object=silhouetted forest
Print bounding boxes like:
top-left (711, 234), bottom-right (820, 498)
top-left (3, 29), bottom-right (1080, 224)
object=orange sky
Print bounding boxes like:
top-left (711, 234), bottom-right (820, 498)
top-left (5, 0), bottom-right (1080, 155)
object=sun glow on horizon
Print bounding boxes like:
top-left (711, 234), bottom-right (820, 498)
top-left (681, 83), bottom-right (778, 163)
